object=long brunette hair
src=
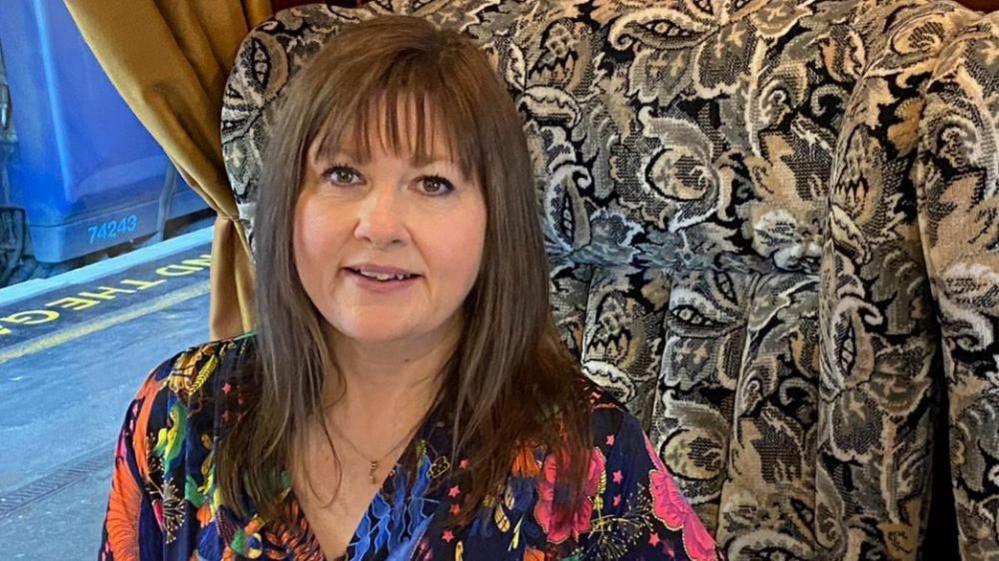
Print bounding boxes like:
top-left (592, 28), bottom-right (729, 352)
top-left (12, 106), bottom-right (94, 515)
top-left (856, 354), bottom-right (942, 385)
top-left (218, 15), bottom-right (592, 522)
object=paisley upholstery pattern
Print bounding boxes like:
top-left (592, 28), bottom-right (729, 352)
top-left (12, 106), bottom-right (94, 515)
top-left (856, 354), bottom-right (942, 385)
top-left (220, 1), bottom-right (999, 559)
top-left (914, 12), bottom-right (999, 560)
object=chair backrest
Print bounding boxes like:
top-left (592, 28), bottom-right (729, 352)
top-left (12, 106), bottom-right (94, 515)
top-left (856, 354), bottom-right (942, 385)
top-left (221, 1), bottom-right (999, 559)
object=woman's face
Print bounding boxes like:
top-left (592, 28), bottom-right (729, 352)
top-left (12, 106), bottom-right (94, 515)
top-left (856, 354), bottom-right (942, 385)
top-left (293, 104), bottom-right (487, 350)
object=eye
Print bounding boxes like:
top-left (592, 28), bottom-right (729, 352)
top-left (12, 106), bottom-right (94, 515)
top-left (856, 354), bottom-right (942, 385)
top-left (322, 164), bottom-right (363, 186)
top-left (419, 175), bottom-right (455, 196)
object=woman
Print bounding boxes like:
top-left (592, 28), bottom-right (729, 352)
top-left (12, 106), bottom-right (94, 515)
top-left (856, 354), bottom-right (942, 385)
top-left (99, 15), bottom-right (718, 561)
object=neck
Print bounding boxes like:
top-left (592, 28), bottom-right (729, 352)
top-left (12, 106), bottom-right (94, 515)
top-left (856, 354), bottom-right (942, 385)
top-left (322, 316), bottom-right (460, 432)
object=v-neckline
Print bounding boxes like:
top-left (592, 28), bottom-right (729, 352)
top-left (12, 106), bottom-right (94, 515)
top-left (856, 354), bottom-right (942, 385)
top-left (272, 415), bottom-right (454, 561)
top-left (287, 461), bottom-right (404, 561)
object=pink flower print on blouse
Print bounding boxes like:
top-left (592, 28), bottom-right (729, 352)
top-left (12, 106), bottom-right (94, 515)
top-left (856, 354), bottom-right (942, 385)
top-left (534, 447), bottom-right (606, 544)
top-left (645, 438), bottom-right (718, 561)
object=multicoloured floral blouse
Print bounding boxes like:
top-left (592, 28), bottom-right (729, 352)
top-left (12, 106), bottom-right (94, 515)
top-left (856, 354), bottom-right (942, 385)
top-left (100, 334), bottom-right (719, 561)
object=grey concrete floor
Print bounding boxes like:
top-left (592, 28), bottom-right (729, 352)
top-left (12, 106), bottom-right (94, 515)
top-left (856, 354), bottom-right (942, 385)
top-left (0, 238), bottom-right (212, 560)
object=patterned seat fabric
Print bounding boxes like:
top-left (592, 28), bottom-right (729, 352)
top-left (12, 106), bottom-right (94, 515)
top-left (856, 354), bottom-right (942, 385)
top-left (221, 1), bottom-right (999, 559)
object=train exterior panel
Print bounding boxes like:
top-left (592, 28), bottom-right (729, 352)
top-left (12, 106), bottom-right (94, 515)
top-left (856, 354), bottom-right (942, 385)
top-left (0, 0), bottom-right (206, 263)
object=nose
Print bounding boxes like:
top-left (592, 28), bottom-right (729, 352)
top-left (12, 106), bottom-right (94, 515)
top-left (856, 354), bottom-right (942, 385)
top-left (353, 184), bottom-right (406, 249)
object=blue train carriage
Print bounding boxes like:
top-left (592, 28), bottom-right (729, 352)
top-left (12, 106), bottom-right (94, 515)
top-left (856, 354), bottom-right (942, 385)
top-left (0, 0), bottom-right (209, 286)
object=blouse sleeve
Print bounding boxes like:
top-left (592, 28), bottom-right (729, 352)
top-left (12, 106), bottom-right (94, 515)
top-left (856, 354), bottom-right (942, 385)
top-left (583, 404), bottom-right (720, 561)
top-left (98, 368), bottom-right (169, 561)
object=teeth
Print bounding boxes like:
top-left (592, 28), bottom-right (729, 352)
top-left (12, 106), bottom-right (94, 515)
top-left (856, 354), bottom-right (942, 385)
top-left (357, 270), bottom-right (411, 281)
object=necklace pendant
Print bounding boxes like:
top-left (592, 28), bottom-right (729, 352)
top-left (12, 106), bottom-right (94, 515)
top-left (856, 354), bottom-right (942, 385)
top-left (369, 460), bottom-right (379, 485)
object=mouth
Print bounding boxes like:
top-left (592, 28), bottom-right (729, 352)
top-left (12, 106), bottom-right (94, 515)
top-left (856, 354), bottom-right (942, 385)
top-left (344, 267), bottom-right (421, 283)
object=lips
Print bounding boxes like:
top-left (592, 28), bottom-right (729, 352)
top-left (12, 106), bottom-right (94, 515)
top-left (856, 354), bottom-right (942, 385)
top-left (343, 268), bottom-right (420, 294)
top-left (346, 267), bottom-right (417, 281)
top-left (345, 263), bottom-right (418, 275)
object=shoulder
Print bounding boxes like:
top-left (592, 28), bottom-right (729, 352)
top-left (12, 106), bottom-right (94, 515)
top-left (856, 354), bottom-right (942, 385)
top-left (534, 383), bottom-right (656, 487)
top-left (137, 333), bottom-right (257, 411)
top-left (519, 385), bottom-right (719, 560)
top-left (583, 386), bottom-right (658, 489)
top-left (122, 334), bottom-right (257, 480)
top-left (565, 387), bottom-right (721, 561)
top-left (535, 381), bottom-right (650, 465)
top-left (104, 335), bottom-right (258, 553)
top-left (155, 333), bottom-right (257, 400)
top-left (584, 385), bottom-right (648, 455)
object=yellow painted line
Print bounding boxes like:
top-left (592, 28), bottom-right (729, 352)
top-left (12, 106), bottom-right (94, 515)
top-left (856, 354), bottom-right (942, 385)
top-left (0, 281), bottom-right (210, 366)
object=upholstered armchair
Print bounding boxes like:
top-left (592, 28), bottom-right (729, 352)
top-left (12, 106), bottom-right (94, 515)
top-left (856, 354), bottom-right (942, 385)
top-left (221, 1), bottom-right (999, 559)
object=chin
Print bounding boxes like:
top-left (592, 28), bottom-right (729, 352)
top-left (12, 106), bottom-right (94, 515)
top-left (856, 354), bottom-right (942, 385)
top-left (332, 319), bottom-right (412, 344)
top-left (345, 331), bottom-right (408, 344)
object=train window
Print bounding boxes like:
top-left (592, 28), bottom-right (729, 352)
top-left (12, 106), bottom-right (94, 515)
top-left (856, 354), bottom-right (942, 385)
top-left (0, 3), bottom-right (213, 557)
top-left (0, 3), bottom-right (214, 288)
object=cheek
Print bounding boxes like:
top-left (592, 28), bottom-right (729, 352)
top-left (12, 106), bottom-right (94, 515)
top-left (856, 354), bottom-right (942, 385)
top-left (292, 197), bottom-right (335, 285)
top-left (293, 217), bottom-right (318, 261)
top-left (291, 227), bottom-right (311, 286)
top-left (438, 206), bottom-right (487, 287)
top-left (292, 207), bottom-right (311, 271)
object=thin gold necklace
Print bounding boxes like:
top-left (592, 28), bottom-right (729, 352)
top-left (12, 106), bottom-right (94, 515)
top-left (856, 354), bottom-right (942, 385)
top-left (325, 416), bottom-right (425, 485)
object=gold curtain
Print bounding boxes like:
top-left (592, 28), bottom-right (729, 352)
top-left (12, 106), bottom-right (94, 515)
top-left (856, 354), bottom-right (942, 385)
top-left (64, 0), bottom-right (272, 339)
